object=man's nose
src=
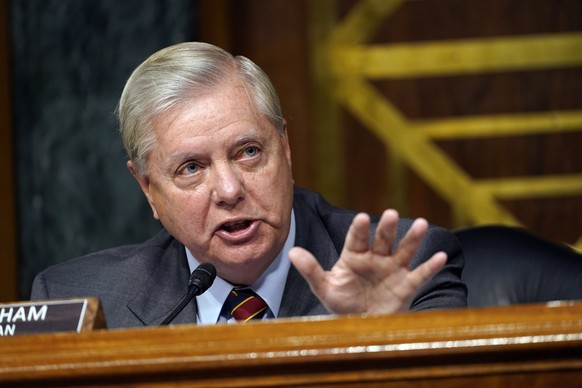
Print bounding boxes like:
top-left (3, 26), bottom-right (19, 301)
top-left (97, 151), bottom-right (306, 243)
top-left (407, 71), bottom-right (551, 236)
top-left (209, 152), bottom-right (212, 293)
top-left (210, 163), bottom-right (244, 207)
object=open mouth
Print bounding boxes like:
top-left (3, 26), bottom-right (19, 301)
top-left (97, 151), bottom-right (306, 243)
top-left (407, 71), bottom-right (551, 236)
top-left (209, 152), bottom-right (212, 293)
top-left (215, 219), bottom-right (259, 243)
top-left (221, 220), bottom-right (252, 233)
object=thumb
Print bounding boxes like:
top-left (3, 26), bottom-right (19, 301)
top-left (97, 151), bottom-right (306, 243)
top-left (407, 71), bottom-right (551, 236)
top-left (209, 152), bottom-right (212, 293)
top-left (288, 247), bottom-right (327, 292)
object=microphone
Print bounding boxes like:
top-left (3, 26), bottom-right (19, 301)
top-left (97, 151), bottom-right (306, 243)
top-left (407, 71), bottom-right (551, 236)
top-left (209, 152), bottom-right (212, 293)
top-left (160, 262), bottom-right (217, 326)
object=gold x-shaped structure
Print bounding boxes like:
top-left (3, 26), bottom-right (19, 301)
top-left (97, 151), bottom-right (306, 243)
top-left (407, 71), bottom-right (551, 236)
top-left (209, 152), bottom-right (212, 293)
top-left (310, 0), bottom-right (582, 249)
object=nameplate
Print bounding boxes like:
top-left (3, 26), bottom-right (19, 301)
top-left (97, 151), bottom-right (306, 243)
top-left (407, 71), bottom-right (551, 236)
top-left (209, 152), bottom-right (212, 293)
top-left (0, 298), bottom-right (106, 337)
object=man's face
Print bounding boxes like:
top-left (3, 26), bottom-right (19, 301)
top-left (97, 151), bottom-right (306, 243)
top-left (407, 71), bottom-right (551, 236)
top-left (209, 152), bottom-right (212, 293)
top-left (130, 77), bottom-right (294, 285)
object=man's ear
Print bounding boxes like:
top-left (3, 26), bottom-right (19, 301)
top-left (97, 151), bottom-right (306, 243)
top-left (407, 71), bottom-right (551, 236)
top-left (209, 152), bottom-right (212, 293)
top-left (127, 160), bottom-right (159, 220)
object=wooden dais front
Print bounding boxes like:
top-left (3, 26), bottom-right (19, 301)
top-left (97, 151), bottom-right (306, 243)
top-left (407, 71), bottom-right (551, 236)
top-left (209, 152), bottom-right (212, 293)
top-left (0, 302), bottom-right (581, 386)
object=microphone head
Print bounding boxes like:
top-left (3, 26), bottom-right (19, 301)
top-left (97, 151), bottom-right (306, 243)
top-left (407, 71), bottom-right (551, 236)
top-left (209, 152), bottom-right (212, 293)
top-left (188, 262), bottom-right (217, 296)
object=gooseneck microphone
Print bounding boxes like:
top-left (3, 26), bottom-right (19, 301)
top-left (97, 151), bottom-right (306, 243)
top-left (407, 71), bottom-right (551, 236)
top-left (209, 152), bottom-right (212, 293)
top-left (160, 262), bottom-right (217, 326)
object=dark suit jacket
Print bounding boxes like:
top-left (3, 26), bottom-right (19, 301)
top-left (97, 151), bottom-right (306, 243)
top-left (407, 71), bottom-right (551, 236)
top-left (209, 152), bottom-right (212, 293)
top-left (31, 188), bottom-right (467, 328)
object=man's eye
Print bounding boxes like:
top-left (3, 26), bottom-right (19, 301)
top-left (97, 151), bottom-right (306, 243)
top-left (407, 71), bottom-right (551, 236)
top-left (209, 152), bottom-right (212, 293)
top-left (183, 163), bottom-right (198, 174)
top-left (244, 146), bottom-right (259, 157)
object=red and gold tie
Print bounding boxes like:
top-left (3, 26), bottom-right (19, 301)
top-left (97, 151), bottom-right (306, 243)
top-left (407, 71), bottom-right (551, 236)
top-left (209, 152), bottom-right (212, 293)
top-left (224, 288), bottom-right (268, 322)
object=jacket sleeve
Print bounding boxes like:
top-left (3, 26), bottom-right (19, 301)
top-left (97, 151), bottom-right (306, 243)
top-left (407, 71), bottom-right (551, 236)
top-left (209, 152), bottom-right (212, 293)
top-left (408, 224), bottom-right (468, 310)
top-left (30, 273), bottom-right (50, 301)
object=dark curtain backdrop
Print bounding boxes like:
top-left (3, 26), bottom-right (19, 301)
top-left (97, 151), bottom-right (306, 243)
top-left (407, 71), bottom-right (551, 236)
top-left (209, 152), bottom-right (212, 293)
top-left (11, 0), bottom-right (197, 299)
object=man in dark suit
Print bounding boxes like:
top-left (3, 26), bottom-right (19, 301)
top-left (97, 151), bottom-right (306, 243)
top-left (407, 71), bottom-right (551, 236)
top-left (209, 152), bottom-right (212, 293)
top-left (31, 42), bottom-right (466, 328)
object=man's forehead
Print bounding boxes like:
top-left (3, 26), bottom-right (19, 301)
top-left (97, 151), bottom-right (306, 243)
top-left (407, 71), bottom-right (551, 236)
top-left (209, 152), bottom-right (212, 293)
top-left (156, 84), bottom-right (259, 128)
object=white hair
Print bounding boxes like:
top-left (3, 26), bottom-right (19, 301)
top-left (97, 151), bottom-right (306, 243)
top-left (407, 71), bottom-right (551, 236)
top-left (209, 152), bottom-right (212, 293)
top-left (117, 42), bottom-right (284, 176)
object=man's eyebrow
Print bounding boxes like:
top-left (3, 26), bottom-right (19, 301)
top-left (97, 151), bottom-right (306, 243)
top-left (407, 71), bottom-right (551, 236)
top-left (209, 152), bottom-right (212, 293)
top-left (232, 132), bottom-right (260, 146)
top-left (161, 151), bottom-right (202, 171)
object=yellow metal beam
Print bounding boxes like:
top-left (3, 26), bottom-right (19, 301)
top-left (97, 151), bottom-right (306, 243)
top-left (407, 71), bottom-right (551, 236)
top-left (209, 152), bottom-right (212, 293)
top-left (334, 33), bottom-right (582, 78)
top-left (476, 174), bottom-right (582, 199)
top-left (329, 0), bottom-right (405, 45)
top-left (413, 110), bottom-right (582, 139)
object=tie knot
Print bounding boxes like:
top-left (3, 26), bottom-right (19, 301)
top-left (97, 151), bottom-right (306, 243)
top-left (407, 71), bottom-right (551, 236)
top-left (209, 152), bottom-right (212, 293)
top-left (224, 288), bottom-right (267, 322)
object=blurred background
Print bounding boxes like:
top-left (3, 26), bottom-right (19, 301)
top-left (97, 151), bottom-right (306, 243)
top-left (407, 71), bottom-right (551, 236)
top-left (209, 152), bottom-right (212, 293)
top-left (1, 0), bottom-right (581, 302)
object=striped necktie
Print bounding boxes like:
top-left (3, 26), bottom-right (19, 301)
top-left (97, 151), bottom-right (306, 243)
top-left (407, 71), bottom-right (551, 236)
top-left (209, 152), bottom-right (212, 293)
top-left (223, 288), bottom-right (268, 322)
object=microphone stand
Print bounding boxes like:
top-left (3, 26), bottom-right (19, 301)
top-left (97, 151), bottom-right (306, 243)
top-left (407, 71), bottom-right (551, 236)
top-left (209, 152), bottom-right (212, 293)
top-left (160, 263), bottom-right (216, 326)
top-left (160, 287), bottom-right (197, 326)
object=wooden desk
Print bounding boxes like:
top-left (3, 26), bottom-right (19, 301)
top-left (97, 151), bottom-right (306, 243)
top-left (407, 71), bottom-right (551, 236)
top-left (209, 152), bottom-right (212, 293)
top-left (1, 302), bottom-right (581, 386)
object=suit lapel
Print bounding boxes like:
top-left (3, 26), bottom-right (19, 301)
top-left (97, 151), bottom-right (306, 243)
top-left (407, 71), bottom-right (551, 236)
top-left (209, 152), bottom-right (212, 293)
top-left (127, 237), bottom-right (197, 325)
top-left (278, 194), bottom-right (339, 318)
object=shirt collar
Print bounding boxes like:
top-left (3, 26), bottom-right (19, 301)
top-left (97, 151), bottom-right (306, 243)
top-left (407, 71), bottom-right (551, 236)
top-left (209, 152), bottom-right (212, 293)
top-left (186, 210), bottom-right (296, 325)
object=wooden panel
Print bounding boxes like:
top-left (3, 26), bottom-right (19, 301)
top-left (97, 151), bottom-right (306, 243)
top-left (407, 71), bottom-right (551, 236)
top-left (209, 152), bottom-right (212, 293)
top-left (197, 0), bottom-right (233, 51)
top-left (0, 0), bottom-right (18, 302)
top-left (0, 303), bottom-right (581, 386)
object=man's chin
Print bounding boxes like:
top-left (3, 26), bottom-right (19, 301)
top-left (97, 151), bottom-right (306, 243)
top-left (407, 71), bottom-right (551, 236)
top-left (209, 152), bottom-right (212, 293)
top-left (211, 250), bottom-right (274, 284)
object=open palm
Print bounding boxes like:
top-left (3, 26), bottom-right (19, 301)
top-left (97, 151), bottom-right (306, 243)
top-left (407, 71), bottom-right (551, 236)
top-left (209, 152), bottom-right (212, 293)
top-left (288, 210), bottom-right (447, 315)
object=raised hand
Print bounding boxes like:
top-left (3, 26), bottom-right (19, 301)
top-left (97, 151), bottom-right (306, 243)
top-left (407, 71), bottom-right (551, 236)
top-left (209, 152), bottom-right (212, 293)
top-left (288, 209), bottom-right (447, 314)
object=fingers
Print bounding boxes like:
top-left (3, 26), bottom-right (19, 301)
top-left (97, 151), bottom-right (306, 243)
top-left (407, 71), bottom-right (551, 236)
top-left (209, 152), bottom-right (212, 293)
top-left (344, 210), bottom-right (399, 254)
top-left (343, 213), bottom-right (372, 253)
top-left (345, 210), bottom-right (428, 270)
top-left (288, 247), bottom-right (327, 295)
top-left (408, 251), bottom-right (447, 289)
top-left (371, 209), bottom-right (398, 255)
top-left (392, 217), bottom-right (429, 267)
